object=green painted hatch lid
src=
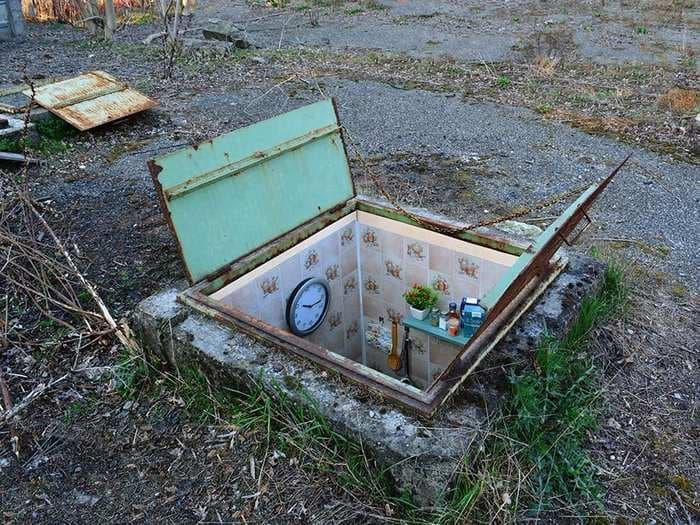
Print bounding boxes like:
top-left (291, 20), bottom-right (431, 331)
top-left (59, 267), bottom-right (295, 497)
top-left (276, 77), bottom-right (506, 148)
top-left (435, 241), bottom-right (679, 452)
top-left (148, 99), bottom-right (355, 284)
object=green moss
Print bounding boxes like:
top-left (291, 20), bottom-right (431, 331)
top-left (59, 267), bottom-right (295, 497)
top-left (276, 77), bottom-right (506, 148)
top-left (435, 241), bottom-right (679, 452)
top-left (0, 137), bottom-right (24, 153)
top-left (125, 11), bottom-right (158, 25)
top-left (670, 284), bottom-right (687, 298)
top-left (671, 474), bottom-right (694, 492)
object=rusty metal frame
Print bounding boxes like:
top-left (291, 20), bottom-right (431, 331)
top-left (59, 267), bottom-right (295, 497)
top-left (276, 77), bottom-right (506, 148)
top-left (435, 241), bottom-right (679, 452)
top-left (178, 195), bottom-right (562, 417)
top-left (180, 256), bottom-right (565, 416)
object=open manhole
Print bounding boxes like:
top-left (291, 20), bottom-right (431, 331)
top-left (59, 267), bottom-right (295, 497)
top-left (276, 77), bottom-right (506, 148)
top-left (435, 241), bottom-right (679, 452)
top-left (147, 99), bottom-right (626, 417)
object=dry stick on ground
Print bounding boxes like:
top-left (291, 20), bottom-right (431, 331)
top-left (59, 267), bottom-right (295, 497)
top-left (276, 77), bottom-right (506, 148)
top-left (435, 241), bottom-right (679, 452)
top-left (0, 375), bottom-right (68, 424)
top-left (22, 197), bottom-right (142, 353)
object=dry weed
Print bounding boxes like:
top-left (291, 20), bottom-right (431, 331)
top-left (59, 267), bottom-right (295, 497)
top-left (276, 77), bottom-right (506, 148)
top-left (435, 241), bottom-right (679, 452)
top-left (532, 55), bottom-right (560, 78)
top-left (548, 109), bottom-right (638, 134)
top-left (658, 88), bottom-right (700, 113)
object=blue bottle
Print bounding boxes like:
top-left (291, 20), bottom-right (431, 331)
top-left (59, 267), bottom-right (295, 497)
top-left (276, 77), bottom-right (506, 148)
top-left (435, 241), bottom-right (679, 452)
top-left (461, 297), bottom-right (485, 337)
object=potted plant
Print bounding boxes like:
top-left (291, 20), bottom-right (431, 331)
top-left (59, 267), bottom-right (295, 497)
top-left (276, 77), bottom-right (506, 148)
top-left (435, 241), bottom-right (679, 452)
top-left (403, 284), bottom-right (438, 320)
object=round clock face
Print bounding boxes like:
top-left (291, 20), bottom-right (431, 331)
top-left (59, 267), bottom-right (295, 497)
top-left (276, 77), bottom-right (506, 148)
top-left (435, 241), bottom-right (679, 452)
top-left (286, 277), bottom-right (330, 336)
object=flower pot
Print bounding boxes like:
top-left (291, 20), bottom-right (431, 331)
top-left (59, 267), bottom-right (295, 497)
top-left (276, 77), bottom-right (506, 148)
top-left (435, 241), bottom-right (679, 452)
top-left (409, 306), bottom-right (429, 320)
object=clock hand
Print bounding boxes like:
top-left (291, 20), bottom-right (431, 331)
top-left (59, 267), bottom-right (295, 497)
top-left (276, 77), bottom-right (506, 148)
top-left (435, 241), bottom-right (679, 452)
top-left (302, 298), bottom-right (323, 308)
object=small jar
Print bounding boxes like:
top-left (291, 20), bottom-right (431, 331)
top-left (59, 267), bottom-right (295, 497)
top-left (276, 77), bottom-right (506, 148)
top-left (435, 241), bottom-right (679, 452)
top-left (447, 317), bottom-right (460, 336)
top-left (438, 311), bottom-right (448, 330)
top-left (429, 307), bottom-right (440, 327)
top-left (448, 302), bottom-right (459, 320)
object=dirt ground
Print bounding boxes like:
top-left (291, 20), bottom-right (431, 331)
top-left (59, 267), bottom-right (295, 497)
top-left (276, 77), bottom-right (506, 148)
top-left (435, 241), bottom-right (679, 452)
top-left (1, 0), bottom-right (699, 523)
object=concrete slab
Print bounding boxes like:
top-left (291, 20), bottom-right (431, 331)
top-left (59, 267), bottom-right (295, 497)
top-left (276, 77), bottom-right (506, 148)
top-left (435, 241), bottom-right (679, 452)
top-left (132, 252), bottom-right (604, 505)
top-left (0, 113), bottom-right (34, 140)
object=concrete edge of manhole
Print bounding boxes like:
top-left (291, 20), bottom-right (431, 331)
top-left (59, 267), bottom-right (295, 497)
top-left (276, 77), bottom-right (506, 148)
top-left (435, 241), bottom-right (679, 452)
top-left (132, 252), bottom-right (605, 505)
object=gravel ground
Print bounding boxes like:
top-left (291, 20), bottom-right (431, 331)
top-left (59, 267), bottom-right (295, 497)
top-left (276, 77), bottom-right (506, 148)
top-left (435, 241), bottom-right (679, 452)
top-left (197, 0), bottom-right (700, 66)
top-left (1, 1), bottom-right (699, 522)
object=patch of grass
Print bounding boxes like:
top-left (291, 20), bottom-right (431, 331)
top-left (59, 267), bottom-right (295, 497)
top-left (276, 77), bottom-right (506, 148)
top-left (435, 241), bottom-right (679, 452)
top-left (678, 54), bottom-right (697, 71)
top-left (0, 137), bottom-right (24, 153)
top-left (37, 115), bottom-right (73, 141)
top-left (634, 25), bottom-right (648, 34)
top-left (63, 400), bottom-right (95, 424)
top-left (113, 352), bottom-right (415, 516)
top-left (670, 283), bottom-right (687, 298)
top-left (123, 10), bottom-right (158, 25)
top-left (438, 261), bottom-right (627, 521)
top-left (113, 348), bottom-right (154, 399)
top-left (497, 75), bottom-right (511, 88)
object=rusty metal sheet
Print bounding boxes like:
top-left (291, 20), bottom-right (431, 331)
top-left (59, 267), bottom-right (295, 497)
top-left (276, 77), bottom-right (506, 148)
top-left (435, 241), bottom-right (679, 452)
top-left (24, 71), bottom-right (157, 130)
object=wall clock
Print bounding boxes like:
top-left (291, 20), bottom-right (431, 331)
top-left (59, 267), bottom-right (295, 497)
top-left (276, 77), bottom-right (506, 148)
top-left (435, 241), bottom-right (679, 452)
top-left (286, 277), bottom-right (331, 336)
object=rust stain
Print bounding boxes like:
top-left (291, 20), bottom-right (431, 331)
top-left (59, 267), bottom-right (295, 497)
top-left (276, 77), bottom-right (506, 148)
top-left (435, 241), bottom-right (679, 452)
top-left (25, 71), bottom-right (158, 131)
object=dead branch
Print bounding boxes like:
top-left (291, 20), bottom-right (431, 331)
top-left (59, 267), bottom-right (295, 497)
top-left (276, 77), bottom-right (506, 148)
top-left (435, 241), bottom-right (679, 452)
top-left (0, 375), bottom-right (68, 424)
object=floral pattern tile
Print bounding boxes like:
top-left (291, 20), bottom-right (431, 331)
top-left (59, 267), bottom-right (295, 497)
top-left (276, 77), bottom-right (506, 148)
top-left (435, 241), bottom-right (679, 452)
top-left (430, 271), bottom-right (452, 297)
top-left (325, 263), bottom-right (340, 282)
top-left (340, 226), bottom-right (355, 247)
top-left (361, 227), bottom-right (380, 250)
top-left (328, 311), bottom-right (342, 330)
top-left (259, 275), bottom-right (279, 297)
top-left (455, 256), bottom-right (479, 279)
top-left (343, 274), bottom-right (357, 295)
top-left (364, 275), bottom-right (381, 295)
top-left (383, 257), bottom-right (403, 280)
top-left (406, 240), bottom-right (427, 264)
top-left (386, 306), bottom-right (403, 325)
top-left (345, 320), bottom-right (359, 339)
top-left (303, 249), bottom-right (320, 271)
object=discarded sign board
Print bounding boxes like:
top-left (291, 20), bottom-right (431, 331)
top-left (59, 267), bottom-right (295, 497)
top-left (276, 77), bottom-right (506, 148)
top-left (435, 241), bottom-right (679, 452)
top-left (149, 99), bottom-right (628, 416)
top-left (24, 71), bottom-right (158, 131)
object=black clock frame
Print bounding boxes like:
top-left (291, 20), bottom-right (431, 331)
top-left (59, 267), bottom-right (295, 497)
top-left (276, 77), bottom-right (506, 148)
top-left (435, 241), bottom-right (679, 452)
top-left (285, 277), bottom-right (331, 336)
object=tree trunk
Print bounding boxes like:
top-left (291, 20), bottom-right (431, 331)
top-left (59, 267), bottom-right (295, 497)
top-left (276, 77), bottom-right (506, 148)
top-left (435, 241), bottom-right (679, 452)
top-left (104, 0), bottom-right (116, 40)
top-left (82, 0), bottom-right (99, 36)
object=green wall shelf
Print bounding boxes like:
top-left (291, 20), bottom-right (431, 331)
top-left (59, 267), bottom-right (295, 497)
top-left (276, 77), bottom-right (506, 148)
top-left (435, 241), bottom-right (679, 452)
top-left (402, 317), bottom-right (474, 347)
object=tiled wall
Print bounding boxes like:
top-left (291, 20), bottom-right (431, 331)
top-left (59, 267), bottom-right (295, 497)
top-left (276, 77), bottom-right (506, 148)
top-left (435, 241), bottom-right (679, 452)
top-left (357, 212), bottom-right (516, 389)
top-left (214, 216), bottom-right (363, 361)
top-left (210, 210), bottom-right (517, 390)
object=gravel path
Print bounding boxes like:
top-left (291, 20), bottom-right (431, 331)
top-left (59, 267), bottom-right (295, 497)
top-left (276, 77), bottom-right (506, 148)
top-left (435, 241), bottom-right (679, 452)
top-left (197, 0), bottom-right (700, 66)
top-left (184, 80), bottom-right (700, 289)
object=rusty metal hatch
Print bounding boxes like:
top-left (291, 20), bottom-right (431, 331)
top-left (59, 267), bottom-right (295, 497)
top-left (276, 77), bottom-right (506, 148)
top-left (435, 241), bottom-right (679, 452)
top-left (148, 99), bottom-right (628, 417)
top-left (25, 71), bottom-right (158, 131)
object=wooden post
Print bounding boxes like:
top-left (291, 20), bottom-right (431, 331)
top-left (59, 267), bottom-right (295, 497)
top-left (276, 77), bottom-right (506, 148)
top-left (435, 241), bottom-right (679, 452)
top-left (104, 0), bottom-right (116, 40)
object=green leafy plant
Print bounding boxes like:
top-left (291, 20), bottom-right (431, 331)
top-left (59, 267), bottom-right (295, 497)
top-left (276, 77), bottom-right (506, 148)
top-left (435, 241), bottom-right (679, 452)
top-left (497, 75), bottom-right (511, 88)
top-left (403, 284), bottom-right (439, 311)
